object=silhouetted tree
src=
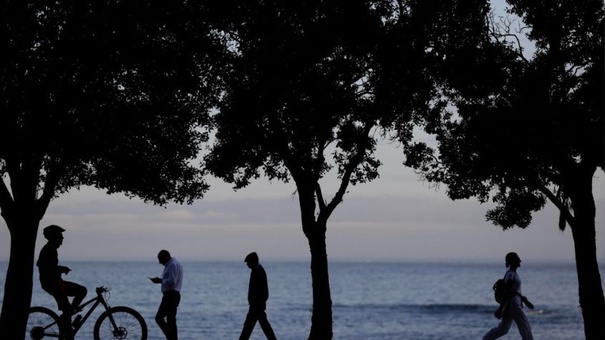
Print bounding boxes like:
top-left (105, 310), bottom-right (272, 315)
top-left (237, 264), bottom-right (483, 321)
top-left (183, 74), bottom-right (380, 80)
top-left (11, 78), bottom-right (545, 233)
top-left (205, 1), bottom-right (438, 338)
top-left (404, 1), bottom-right (604, 338)
top-left (0, 1), bottom-right (221, 337)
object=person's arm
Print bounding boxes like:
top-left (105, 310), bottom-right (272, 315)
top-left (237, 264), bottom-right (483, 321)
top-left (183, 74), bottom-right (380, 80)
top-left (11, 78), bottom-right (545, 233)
top-left (149, 277), bottom-right (162, 284)
top-left (249, 267), bottom-right (269, 305)
top-left (58, 265), bottom-right (71, 274)
top-left (261, 269), bottom-right (269, 301)
top-left (521, 296), bottom-right (534, 309)
top-left (38, 247), bottom-right (70, 277)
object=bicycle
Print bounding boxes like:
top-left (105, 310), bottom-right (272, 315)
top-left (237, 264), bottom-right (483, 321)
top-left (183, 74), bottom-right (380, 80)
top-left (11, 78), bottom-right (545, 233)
top-left (26, 286), bottom-right (148, 340)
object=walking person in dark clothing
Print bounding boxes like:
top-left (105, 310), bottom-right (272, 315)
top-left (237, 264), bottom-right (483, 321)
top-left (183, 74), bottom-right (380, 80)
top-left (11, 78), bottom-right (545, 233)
top-left (37, 225), bottom-right (87, 339)
top-left (150, 249), bottom-right (183, 340)
top-left (239, 252), bottom-right (277, 340)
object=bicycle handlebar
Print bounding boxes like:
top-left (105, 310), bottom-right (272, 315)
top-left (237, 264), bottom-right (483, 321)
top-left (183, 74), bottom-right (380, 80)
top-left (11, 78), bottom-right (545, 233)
top-left (95, 286), bottom-right (111, 294)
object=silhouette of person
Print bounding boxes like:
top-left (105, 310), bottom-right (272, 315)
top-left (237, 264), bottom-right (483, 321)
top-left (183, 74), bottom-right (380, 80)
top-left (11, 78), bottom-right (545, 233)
top-left (483, 252), bottom-right (534, 340)
top-left (36, 225), bottom-right (87, 337)
top-left (150, 249), bottom-right (183, 340)
top-left (239, 252), bottom-right (277, 340)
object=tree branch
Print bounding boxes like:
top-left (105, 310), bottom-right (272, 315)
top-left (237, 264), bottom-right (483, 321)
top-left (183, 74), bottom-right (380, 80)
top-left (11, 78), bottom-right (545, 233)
top-left (537, 184), bottom-right (575, 228)
top-left (320, 123), bottom-right (373, 221)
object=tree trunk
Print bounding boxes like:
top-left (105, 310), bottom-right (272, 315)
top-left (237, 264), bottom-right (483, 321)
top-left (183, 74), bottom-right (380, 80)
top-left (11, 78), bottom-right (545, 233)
top-left (297, 182), bottom-right (333, 340)
top-left (306, 221), bottom-right (333, 340)
top-left (568, 168), bottom-right (605, 340)
top-left (0, 217), bottom-right (40, 339)
top-left (570, 215), bottom-right (605, 340)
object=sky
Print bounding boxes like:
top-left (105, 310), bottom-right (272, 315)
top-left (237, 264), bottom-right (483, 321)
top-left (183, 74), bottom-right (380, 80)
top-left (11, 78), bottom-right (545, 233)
top-left (1, 139), bottom-right (603, 263)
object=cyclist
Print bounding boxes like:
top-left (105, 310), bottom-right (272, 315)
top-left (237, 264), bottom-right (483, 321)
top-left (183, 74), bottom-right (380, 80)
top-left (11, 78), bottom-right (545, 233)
top-left (36, 225), bottom-right (87, 336)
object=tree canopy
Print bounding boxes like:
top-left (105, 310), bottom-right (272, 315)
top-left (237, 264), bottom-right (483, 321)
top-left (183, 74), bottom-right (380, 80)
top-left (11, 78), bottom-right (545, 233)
top-left (0, 1), bottom-right (222, 337)
top-left (204, 0), bottom-right (470, 338)
top-left (404, 0), bottom-right (604, 337)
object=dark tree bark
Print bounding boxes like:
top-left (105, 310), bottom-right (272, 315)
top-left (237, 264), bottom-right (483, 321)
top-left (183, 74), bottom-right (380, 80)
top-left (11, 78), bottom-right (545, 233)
top-left (0, 198), bottom-right (48, 338)
top-left (306, 222), bottom-right (333, 340)
top-left (566, 166), bottom-right (605, 339)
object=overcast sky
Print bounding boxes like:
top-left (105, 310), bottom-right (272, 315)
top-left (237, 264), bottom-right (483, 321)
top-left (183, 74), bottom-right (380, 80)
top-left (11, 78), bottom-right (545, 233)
top-left (1, 140), bottom-right (603, 263)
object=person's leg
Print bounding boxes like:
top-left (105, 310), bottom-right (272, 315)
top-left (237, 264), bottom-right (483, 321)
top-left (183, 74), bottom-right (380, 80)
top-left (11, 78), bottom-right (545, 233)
top-left (239, 307), bottom-right (259, 340)
top-left (482, 308), bottom-right (513, 340)
top-left (43, 282), bottom-right (75, 339)
top-left (63, 281), bottom-right (87, 313)
top-left (165, 292), bottom-right (181, 340)
top-left (512, 308), bottom-right (533, 340)
top-left (156, 293), bottom-right (173, 340)
top-left (52, 293), bottom-right (72, 315)
top-left (257, 310), bottom-right (277, 340)
top-left (43, 281), bottom-right (70, 313)
top-left (53, 295), bottom-right (74, 340)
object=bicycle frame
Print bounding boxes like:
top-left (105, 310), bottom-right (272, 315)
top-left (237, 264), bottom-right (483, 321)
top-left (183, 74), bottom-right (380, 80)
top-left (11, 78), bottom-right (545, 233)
top-left (28, 285), bottom-right (147, 340)
top-left (71, 287), bottom-right (112, 335)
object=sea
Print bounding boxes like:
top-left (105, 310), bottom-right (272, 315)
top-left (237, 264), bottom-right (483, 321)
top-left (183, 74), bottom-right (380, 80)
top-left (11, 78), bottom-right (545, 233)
top-left (1, 260), bottom-right (601, 339)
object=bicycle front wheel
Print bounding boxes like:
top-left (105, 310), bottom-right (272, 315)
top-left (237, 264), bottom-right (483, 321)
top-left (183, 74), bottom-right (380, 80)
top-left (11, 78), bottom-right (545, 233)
top-left (26, 306), bottom-right (62, 340)
top-left (93, 306), bottom-right (147, 340)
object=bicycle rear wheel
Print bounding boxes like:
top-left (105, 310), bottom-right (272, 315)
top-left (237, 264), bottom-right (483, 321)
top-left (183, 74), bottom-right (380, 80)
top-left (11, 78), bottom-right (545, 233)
top-left (26, 306), bottom-right (62, 339)
top-left (93, 306), bottom-right (147, 340)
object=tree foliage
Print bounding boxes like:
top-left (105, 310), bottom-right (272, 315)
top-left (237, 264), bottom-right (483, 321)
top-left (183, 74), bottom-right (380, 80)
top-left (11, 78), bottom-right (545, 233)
top-left (206, 2), bottom-right (387, 338)
top-left (404, 0), bottom-right (604, 337)
top-left (0, 0), bottom-right (221, 205)
top-left (0, 0), bottom-right (222, 337)
top-left (205, 0), bottom-right (455, 338)
top-left (409, 0), bottom-right (604, 227)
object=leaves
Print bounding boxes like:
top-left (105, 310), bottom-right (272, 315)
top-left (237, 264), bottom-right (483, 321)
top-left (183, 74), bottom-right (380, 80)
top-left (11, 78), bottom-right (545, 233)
top-left (0, 1), bottom-right (227, 206)
top-left (407, 0), bottom-right (604, 229)
top-left (207, 1), bottom-right (393, 193)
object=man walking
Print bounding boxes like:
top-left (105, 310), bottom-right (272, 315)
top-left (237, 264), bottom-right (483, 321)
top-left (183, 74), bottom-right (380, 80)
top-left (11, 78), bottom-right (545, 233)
top-left (150, 249), bottom-right (183, 340)
top-left (239, 252), bottom-right (277, 340)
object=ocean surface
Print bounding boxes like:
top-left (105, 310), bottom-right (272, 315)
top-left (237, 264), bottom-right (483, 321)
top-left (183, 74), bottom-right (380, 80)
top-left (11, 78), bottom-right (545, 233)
top-left (1, 260), bottom-right (601, 339)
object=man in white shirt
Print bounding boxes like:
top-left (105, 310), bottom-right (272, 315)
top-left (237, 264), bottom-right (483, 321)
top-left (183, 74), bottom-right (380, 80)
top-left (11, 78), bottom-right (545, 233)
top-left (150, 249), bottom-right (183, 340)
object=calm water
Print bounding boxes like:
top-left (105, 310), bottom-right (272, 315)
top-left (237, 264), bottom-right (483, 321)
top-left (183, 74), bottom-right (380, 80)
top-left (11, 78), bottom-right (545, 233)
top-left (1, 261), bottom-right (599, 339)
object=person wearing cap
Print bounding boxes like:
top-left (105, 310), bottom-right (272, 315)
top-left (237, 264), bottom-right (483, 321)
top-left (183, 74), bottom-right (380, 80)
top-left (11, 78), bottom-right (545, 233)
top-left (150, 249), bottom-right (183, 340)
top-left (239, 252), bottom-right (277, 340)
top-left (36, 225), bottom-right (87, 331)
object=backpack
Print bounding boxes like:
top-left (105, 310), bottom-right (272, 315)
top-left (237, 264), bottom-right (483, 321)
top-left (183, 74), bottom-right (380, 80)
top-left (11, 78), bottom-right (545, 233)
top-left (492, 277), bottom-right (506, 304)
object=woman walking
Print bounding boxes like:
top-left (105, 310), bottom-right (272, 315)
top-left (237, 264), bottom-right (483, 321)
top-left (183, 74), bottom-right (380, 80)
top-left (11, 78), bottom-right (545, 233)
top-left (483, 252), bottom-right (534, 340)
